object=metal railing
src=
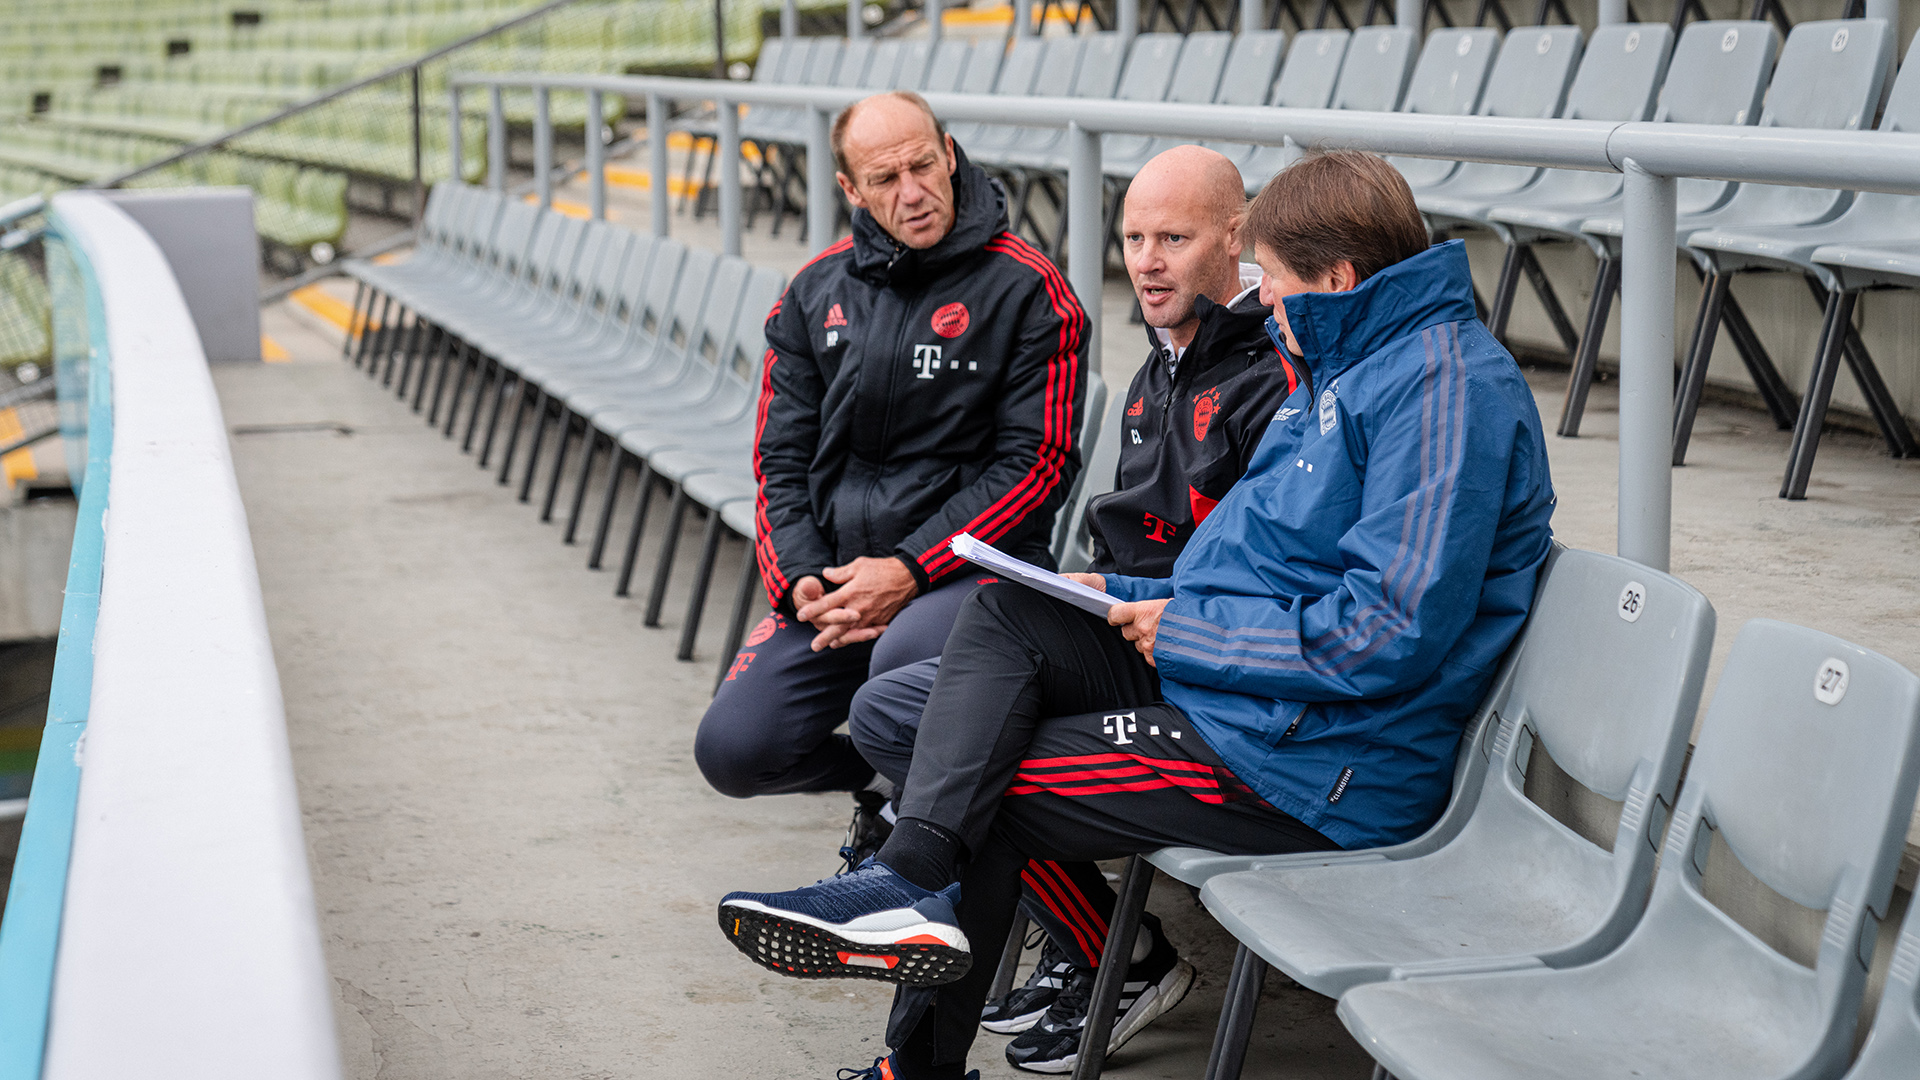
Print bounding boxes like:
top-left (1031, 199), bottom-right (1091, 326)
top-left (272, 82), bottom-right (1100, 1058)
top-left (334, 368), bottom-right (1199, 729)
top-left (451, 66), bottom-right (1920, 575)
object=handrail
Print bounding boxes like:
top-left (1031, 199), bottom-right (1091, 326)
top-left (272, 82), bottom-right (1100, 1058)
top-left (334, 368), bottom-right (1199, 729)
top-left (445, 69), bottom-right (1920, 574)
top-left (0, 193), bottom-right (340, 1080)
top-left (88, 0), bottom-right (604, 191)
top-left (0, 194), bottom-right (44, 230)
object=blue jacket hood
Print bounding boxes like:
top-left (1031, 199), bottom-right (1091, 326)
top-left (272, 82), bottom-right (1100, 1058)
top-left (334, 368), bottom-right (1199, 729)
top-left (1282, 240), bottom-right (1479, 383)
top-left (1104, 239), bottom-right (1555, 850)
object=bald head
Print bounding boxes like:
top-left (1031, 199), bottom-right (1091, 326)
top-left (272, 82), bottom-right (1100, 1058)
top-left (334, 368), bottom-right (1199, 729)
top-left (832, 92), bottom-right (959, 249)
top-left (1122, 146), bottom-right (1248, 348)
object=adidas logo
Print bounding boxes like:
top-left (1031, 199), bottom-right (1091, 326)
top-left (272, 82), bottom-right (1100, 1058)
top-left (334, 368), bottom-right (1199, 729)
top-left (824, 303), bottom-right (848, 329)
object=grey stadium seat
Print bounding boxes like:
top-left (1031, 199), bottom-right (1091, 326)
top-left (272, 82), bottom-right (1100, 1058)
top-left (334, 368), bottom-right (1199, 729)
top-left (1339, 618), bottom-right (1920, 1080)
top-left (1103, 30), bottom-right (1234, 180)
top-left (1410, 23), bottom-right (1584, 209)
top-left (1196, 28), bottom-right (1291, 184)
top-left (1222, 28), bottom-right (1341, 190)
top-left (1389, 27), bottom-right (1503, 189)
top-left (1837, 872), bottom-right (1920, 1079)
top-left (1198, 548), bottom-right (1713, 1076)
top-left (946, 36), bottom-right (1027, 149)
top-left (1674, 20), bottom-right (1916, 480)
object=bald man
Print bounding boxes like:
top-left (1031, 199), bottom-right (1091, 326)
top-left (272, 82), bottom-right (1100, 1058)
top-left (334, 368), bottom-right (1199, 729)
top-left (697, 92), bottom-right (1087, 853)
top-left (838, 147), bottom-right (1306, 1073)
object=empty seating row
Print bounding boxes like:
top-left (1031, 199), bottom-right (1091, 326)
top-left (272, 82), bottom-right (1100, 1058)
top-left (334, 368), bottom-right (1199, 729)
top-left (1062, 543), bottom-right (1920, 1080)
top-left (733, 21), bottom-right (1920, 497)
top-left (337, 183), bottom-right (1111, 684)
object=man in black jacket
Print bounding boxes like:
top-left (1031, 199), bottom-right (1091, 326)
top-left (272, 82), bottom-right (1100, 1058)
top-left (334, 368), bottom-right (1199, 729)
top-left (694, 94), bottom-right (1088, 819)
top-left (844, 146), bottom-right (1305, 1073)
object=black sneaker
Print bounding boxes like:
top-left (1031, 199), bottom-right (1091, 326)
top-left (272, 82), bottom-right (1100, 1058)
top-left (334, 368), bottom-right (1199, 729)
top-left (838, 790), bottom-right (895, 875)
top-left (1003, 931), bottom-right (1194, 1073)
top-left (981, 933), bottom-right (1074, 1034)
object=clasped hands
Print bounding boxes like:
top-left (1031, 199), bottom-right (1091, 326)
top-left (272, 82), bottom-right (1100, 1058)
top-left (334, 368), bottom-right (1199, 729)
top-left (1063, 572), bottom-right (1169, 668)
top-left (792, 556), bottom-right (921, 652)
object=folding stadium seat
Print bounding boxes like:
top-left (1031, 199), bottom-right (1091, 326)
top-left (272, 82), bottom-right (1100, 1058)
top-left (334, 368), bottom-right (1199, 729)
top-left (997, 31), bottom-right (1174, 246)
top-left (1337, 619), bottom-right (1920, 1080)
top-left (1481, 20), bottom-right (1769, 438)
top-left (1835, 876), bottom-right (1920, 1079)
top-left (920, 35), bottom-right (976, 94)
top-left (992, 33), bottom-right (1126, 249)
top-left (963, 34), bottom-right (1083, 163)
top-left (864, 38), bottom-right (906, 90)
top-left (1675, 22), bottom-right (1919, 485)
top-left (945, 35), bottom-right (1037, 152)
top-left (1102, 30), bottom-right (1235, 181)
top-left (520, 242), bottom-right (712, 525)
top-left (1209, 29), bottom-right (1342, 192)
top-left (1191, 547), bottom-right (1711, 1072)
top-left (1565, 18), bottom-right (1889, 447)
top-left (1387, 26), bottom-right (1504, 190)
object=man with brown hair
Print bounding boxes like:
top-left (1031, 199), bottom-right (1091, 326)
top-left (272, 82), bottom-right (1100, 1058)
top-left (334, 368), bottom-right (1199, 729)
top-left (715, 150), bottom-right (1556, 1080)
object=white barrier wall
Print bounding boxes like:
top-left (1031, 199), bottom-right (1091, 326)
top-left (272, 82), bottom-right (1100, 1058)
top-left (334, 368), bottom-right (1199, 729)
top-left (36, 193), bottom-right (340, 1080)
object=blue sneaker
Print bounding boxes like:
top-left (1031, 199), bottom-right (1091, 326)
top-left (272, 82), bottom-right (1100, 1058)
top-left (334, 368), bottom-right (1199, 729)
top-left (719, 860), bottom-right (972, 985)
top-left (836, 1057), bottom-right (978, 1080)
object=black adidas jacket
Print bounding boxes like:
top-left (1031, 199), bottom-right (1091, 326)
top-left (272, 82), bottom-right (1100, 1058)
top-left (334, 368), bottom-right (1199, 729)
top-left (754, 146), bottom-right (1088, 614)
top-left (1086, 290), bottom-right (1304, 577)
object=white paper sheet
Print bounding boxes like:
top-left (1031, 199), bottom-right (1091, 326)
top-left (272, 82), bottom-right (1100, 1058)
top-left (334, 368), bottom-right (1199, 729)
top-left (948, 533), bottom-right (1117, 617)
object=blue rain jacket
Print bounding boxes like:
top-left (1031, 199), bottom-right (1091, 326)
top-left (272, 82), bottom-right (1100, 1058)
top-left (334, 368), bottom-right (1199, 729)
top-left (1103, 241), bottom-right (1555, 849)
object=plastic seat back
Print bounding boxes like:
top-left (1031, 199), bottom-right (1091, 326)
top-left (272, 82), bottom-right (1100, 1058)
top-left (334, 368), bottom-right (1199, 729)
top-left (831, 38), bottom-right (874, 90)
top-left (1701, 19), bottom-right (1892, 228)
top-left (1273, 29), bottom-right (1348, 108)
top-left (712, 267), bottom-right (790, 420)
top-left (1654, 20), bottom-right (1774, 125)
top-left (1216, 29), bottom-right (1288, 106)
top-left (960, 37), bottom-right (1006, 93)
top-left (1203, 29), bottom-right (1315, 177)
top-left (865, 38), bottom-right (905, 88)
top-left (682, 255), bottom-right (755, 400)
top-left (895, 40), bottom-right (932, 89)
top-left (1405, 25), bottom-right (1583, 192)
top-left (1839, 885), bottom-right (1920, 1078)
top-left (1051, 370), bottom-right (1116, 572)
top-left (1390, 27), bottom-right (1504, 187)
top-left (487, 201), bottom-right (542, 276)
top-left (1331, 26), bottom-right (1416, 111)
top-left (626, 237), bottom-right (688, 359)
top-left (585, 229), bottom-right (636, 322)
top-left (1100, 32), bottom-right (1185, 164)
top-left (1624, 620), bottom-right (1920, 1079)
top-left (924, 36), bottom-right (972, 92)
top-left (754, 37), bottom-right (790, 82)
top-left (797, 38), bottom-right (843, 85)
top-left (982, 35), bottom-right (1084, 155)
top-left (1564, 22), bottom-right (1672, 122)
top-left (1074, 31), bottom-right (1129, 100)
top-left (1167, 31), bottom-right (1233, 103)
top-left (1401, 27), bottom-right (1502, 116)
top-left (1115, 32), bottom-right (1183, 104)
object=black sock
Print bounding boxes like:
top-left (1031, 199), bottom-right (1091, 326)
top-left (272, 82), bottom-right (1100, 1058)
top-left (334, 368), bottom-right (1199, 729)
top-left (876, 817), bottom-right (964, 892)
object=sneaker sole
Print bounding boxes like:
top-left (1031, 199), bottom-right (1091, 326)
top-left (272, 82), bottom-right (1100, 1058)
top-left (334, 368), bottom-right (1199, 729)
top-left (720, 900), bottom-right (973, 987)
top-left (1007, 960), bottom-right (1198, 1074)
top-left (980, 1003), bottom-right (1053, 1035)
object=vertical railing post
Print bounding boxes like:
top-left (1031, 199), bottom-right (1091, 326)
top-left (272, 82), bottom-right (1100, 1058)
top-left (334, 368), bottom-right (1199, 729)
top-left (927, 0), bottom-right (945, 42)
top-left (1116, 0), bottom-right (1138, 46)
top-left (409, 64), bottom-right (424, 227)
top-left (713, 0), bottom-right (729, 80)
top-left (586, 89), bottom-right (606, 220)
top-left (718, 95), bottom-right (742, 257)
top-left (807, 105), bottom-right (836, 256)
top-left (533, 86), bottom-right (552, 209)
top-left (782, 0), bottom-right (799, 37)
top-left (487, 84), bottom-right (506, 192)
top-left (1067, 121), bottom-right (1102, 374)
top-left (1013, 0), bottom-right (1032, 37)
top-left (648, 92), bottom-right (669, 238)
top-left (1396, 0), bottom-right (1421, 27)
top-left (448, 84), bottom-right (463, 186)
top-left (1241, 0), bottom-right (1267, 31)
top-left (1596, 0), bottom-right (1627, 23)
top-left (848, 0), bottom-right (865, 38)
top-left (1618, 159), bottom-right (1675, 572)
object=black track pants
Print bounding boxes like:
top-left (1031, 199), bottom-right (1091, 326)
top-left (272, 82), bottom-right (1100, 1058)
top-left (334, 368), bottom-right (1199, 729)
top-left (694, 572), bottom-right (993, 798)
top-left (882, 584), bottom-right (1338, 1078)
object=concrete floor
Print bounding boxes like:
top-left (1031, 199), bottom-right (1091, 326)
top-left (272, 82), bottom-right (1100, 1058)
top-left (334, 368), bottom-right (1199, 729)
top-left (244, 172), bottom-right (1920, 1078)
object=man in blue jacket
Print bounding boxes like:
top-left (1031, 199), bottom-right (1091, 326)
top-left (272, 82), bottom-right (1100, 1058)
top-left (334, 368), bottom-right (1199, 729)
top-left (714, 151), bottom-right (1557, 1080)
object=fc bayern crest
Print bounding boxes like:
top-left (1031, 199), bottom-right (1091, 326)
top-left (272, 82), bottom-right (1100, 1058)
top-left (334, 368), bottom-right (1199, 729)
top-left (931, 302), bottom-right (970, 338)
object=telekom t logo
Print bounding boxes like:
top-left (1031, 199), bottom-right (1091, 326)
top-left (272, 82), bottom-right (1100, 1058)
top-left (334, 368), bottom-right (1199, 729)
top-left (1143, 513), bottom-right (1176, 543)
